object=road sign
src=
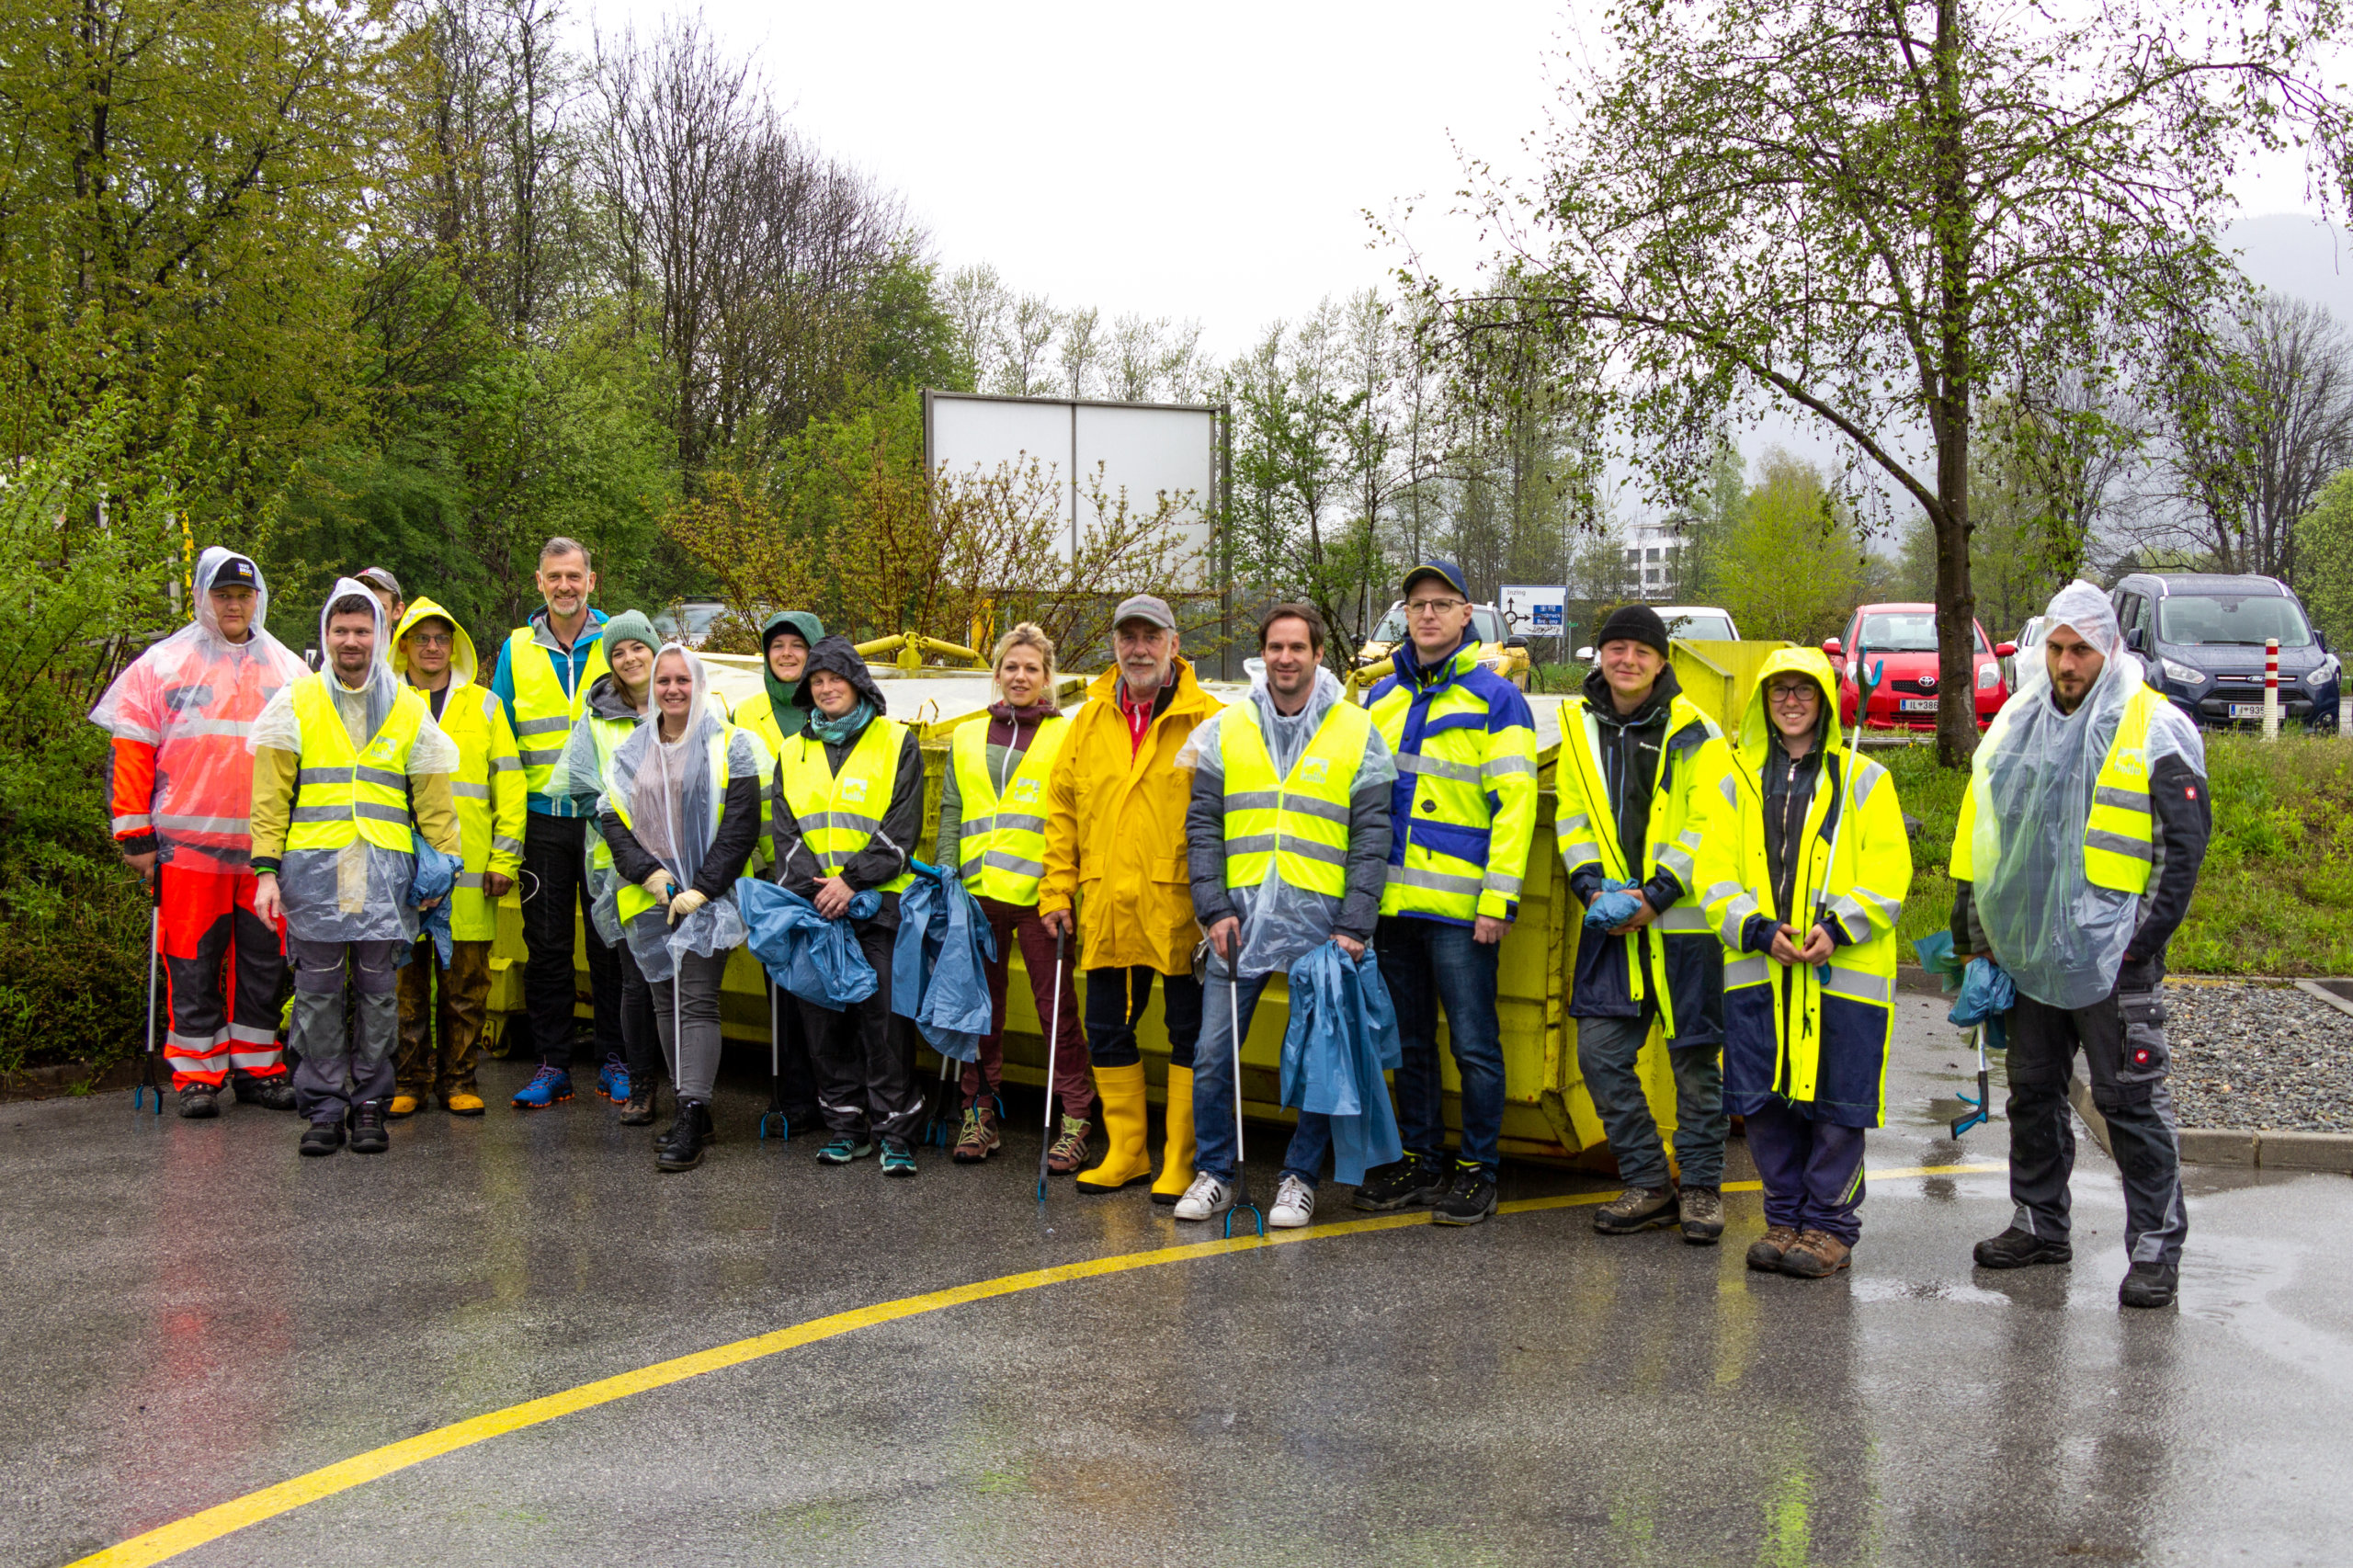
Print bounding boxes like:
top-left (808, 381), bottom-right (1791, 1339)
top-left (1499, 585), bottom-right (1568, 635)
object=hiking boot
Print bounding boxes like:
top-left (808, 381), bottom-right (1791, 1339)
top-left (1678, 1185), bottom-right (1725, 1245)
top-left (387, 1094), bottom-right (423, 1119)
top-left (1044, 1114), bottom-right (1091, 1175)
top-left (880, 1137), bottom-right (917, 1177)
top-left (1352, 1151), bottom-right (1451, 1212)
top-left (597, 1058), bottom-right (630, 1103)
top-left (618, 1091), bottom-right (656, 1127)
top-left (1746, 1225), bottom-right (1800, 1271)
top-left (1972, 1225), bottom-right (2073, 1269)
top-left (176, 1085), bottom-right (220, 1119)
top-left (233, 1073), bottom-right (297, 1110)
top-left (1431, 1163), bottom-right (1498, 1226)
top-left (1268, 1174), bottom-right (1316, 1229)
top-left (2119, 1261), bottom-right (2179, 1310)
top-left (511, 1066), bottom-right (572, 1109)
top-left (299, 1118), bottom-right (344, 1156)
top-left (816, 1135), bottom-right (874, 1165)
top-left (1594, 1184), bottom-right (1679, 1234)
top-left (347, 1101), bottom-right (390, 1154)
top-left (1173, 1172), bottom-right (1235, 1222)
top-left (444, 1091), bottom-right (484, 1116)
top-left (953, 1103), bottom-right (1001, 1164)
top-left (655, 1098), bottom-right (714, 1172)
top-left (1779, 1230), bottom-right (1851, 1278)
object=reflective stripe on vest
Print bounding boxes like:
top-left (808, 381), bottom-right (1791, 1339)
top-left (1218, 699), bottom-right (1371, 899)
top-left (950, 712), bottom-right (1070, 906)
top-left (283, 676), bottom-right (425, 855)
top-left (778, 718), bottom-right (915, 894)
top-left (582, 715), bottom-right (637, 873)
top-left (2084, 685), bottom-right (2162, 895)
top-left (506, 626), bottom-right (609, 794)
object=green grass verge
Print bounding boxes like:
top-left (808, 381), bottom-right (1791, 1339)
top-left (1878, 731), bottom-right (2353, 977)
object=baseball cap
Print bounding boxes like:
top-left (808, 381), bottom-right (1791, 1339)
top-left (1112, 594), bottom-right (1176, 631)
top-left (356, 564), bottom-right (404, 598)
top-left (210, 555), bottom-right (260, 590)
top-left (1401, 560), bottom-right (1471, 601)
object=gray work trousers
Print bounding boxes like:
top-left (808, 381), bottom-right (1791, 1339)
top-left (290, 937), bottom-right (402, 1123)
top-left (2004, 985), bottom-right (2188, 1267)
top-left (1576, 1009), bottom-right (1728, 1190)
top-left (649, 949), bottom-right (729, 1102)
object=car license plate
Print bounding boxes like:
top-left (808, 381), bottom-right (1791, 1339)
top-left (1899, 699), bottom-right (1938, 712)
top-left (2229, 702), bottom-right (2268, 719)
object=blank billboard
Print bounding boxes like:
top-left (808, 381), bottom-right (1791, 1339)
top-left (925, 391), bottom-right (1219, 585)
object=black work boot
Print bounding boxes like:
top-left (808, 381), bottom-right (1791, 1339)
top-left (1352, 1151), bottom-right (1451, 1212)
top-left (300, 1119), bottom-right (345, 1156)
top-left (1594, 1184), bottom-right (1680, 1234)
top-left (1678, 1185), bottom-right (1725, 1245)
top-left (2119, 1261), bottom-right (2178, 1309)
top-left (176, 1084), bottom-right (220, 1119)
top-left (655, 1098), bottom-right (715, 1172)
top-left (1972, 1225), bottom-right (2073, 1269)
top-left (347, 1101), bottom-right (390, 1154)
top-left (233, 1073), bottom-right (298, 1111)
top-left (1430, 1163), bottom-right (1498, 1226)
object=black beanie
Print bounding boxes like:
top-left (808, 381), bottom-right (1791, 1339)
top-left (1594, 604), bottom-right (1672, 657)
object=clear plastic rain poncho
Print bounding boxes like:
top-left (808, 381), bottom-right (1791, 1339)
top-left (545, 656), bottom-right (654, 937)
top-left (248, 577), bottom-right (460, 943)
top-left (1176, 662), bottom-right (1396, 978)
top-left (88, 546), bottom-right (309, 873)
top-left (1967, 580), bottom-right (2204, 1010)
top-left (603, 643), bottom-right (770, 982)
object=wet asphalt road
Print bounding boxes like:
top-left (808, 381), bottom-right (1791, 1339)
top-left (6, 992), bottom-right (2350, 1568)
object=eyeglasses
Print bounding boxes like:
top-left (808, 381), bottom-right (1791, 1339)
top-left (406, 631), bottom-right (453, 649)
top-left (1767, 684), bottom-right (1819, 705)
top-left (1406, 597), bottom-right (1465, 617)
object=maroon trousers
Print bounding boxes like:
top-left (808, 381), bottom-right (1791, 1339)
top-left (964, 896), bottom-right (1092, 1119)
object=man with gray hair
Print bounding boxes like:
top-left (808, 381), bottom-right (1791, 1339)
top-left (1948, 580), bottom-right (2211, 1309)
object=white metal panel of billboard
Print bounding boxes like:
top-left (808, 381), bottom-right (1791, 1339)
top-left (925, 392), bottom-right (1219, 585)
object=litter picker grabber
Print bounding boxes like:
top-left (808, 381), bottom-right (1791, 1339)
top-left (1950, 1021), bottom-right (1992, 1138)
top-left (1811, 658), bottom-right (1883, 983)
top-left (1036, 927), bottom-right (1066, 1201)
top-left (1223, 971), bottom-right (1265, 1239)
top-left (133, 880), bottom-right (162, 1116)
top-left (758, 980), bottom-right (789, 1141)
top-left (924, 1051), bottom-right (959, 1149)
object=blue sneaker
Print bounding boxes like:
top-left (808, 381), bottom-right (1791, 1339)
top-left (880, 1138), bottom-right (916, 1178)
top-left (511, 1066), bottom-right (573, 1109)
top-left (597, 1058), bottom-right (630, 1102)
top-left (815, 1135), bottom-right (873, 1165)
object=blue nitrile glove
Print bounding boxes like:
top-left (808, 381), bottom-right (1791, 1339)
top-left (1948, 957), bottom-right (2015, 1028)
top-left (1584, 884), bottom-right (1643, 931)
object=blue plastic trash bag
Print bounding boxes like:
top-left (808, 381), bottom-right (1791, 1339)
top-left (406, 845), bottom-right (463, 969)
top-left (736, 878), bottom-right (881, 1009)
top-left (1912, 931), bottom-right (1967, 994)
top-left (1584, 879), bottom-right (1642, 931)
top-left (1279, 942), bottom-right (1404, 1186)
top-left (1949, 957), bottom-right (2015, 1051)
top-left (891, 863), bottom-right (999, 1063)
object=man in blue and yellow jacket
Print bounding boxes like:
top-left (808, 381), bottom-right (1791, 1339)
top-left (1555, 604), bottom-right (1733, 1243)
top-left (1351, 561), bottom-right (1539, 1226)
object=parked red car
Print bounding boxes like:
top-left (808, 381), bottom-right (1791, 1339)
top-left (1824, 603), bottom-right (2017, 731)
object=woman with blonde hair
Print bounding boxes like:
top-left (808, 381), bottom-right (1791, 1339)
top-left (934, 623), bottom-right (1092, 1169)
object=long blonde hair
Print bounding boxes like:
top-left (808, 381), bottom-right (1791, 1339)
top-left (990, 622), bottom-right (1059, 709)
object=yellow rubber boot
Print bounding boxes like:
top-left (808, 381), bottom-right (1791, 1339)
top-left (1075, 1062), bottom-right (1152, 1193)
top-left (1151, 1064), bottom-right (1197, 1205)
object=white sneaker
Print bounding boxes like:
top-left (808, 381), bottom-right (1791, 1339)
top-left (1268, 1174), bottom-right (1315, 1229)
top-left (1173, 1172), bottom-right (1233, 1221)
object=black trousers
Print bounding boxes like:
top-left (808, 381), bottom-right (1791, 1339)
top-left (519, 812), bottom-right (622, 1072)
top-left (2005, 983), bottom-right (2188, 1268)
top-left (613, 939), bottom-right (668, 1092)
top-left (1084, 965), bottom-right (1200, 1070)
top-left (800, 920), bottom-right (923, 1143)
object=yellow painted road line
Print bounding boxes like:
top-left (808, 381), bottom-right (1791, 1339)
top-left (66, 1162), bottom-right (2004, 1568)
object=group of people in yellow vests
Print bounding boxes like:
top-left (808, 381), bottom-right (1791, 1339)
top-left (96, 542), bottom-right (2208, 1309)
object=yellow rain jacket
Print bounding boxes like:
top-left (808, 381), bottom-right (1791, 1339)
top-left (1696, 649), bottom-right (1913, 1127)
top-left (1041, 655), bottom-right (1223, 973)
top-left (392, 599), bottom-right (526, 943)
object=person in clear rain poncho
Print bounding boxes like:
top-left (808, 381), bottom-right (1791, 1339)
top-left (593, 642), bottom-right (768, 1171)
top-left (91, 547), bottom-right (311, 1117)
top-left (1949, 581), bottom-right (2211, 1309)
top-left (1172, 604), bottom-right (1395, 1230)
top-left (248, 581), bottom-right (461, 1156)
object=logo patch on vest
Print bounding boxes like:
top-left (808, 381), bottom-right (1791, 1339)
top-left (839, 778), bottom-right (869, 802)
top-left (1009, 777), bottom-right (1042, 802)
top-left (1299, 757), bottom-right (1329, 784)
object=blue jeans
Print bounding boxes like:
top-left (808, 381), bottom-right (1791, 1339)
top-left (1575, 1009), bottom-right (1727, 1189)
top-left (1193, 961), bottom-right (1337, 1186)
top-left (1377, 915), bottom-right (1505, 1176)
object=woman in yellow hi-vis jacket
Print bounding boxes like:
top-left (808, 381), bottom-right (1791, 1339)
top-left (1696, 648), bottom-right (1912, 1278)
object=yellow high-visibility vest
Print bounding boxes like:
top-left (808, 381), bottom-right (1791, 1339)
top-left (506, 626), bottom-right (610, 796)
top-left (950, 712), bottom-right (1071, 906)
top-left (285, 676), bottom-right (428, 855)
top-left (432, 683), bottom-right (525, 942)
top-left (1949, 682), bottom-right (2163, 895)
top-left (778, 718), bottom-right (916, 894)
top-left (1218, 699), bottom-right (1372, 898)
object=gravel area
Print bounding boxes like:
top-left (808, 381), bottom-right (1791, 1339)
top-left (2162, 982), bottom-right (2353, 1133)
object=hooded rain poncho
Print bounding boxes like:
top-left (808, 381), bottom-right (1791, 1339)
top-left (1965, 580), bottom-right (2203, 1010)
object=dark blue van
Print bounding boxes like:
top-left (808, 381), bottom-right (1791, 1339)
top-left (2109, 573), bottom-right (2340, 731)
